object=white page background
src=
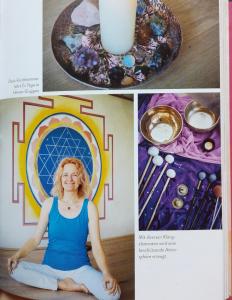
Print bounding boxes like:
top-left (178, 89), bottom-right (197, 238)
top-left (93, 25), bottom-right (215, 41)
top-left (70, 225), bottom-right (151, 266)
top-left (0, 0), bottom-right (42, 99)
top-left (135, 231), bottom-right (224, 300)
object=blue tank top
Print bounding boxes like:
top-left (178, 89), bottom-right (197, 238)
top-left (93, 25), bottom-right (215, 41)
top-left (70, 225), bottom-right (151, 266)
top-left (42, 197), bottom-right (90, 271)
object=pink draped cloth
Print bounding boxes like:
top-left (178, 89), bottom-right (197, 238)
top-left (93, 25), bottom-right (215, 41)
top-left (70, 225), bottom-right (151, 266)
top-left (141, 93), bottom-right (221, 164)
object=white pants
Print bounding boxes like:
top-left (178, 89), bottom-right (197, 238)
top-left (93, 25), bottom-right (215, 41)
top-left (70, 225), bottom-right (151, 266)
top-left (10, 261), bottom-right (120, 300)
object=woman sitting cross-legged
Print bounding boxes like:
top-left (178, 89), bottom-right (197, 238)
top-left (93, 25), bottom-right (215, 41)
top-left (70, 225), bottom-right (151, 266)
top-left (8, 157), bottom-right (121, 300)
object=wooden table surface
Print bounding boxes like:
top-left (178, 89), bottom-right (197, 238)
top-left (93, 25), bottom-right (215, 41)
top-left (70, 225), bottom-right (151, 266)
top-left (43, 0), bottom-right (219, 91)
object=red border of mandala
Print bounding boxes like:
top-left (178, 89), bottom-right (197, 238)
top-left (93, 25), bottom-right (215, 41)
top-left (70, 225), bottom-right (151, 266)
top-left (12, 96), bottom-right (114, 226)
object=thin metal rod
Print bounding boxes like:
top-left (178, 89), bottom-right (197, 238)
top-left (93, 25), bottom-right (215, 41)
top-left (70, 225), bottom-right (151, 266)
top-left (146, 178), bottom-right (170, 230)
top-left (189, 183), bottom-right (211, 230)
top-left (210, 197), bottom-right (219, 227)
top-left (139, 163), bottom-right (168, 218)
top-left (210, 202), bottom-right (222, 229)
top-left (139, 156), bottom-right (153, 188)
top-left (183, 180), bottom-right (202, 229)
top-left (139, 164), bottom-right (157, 198)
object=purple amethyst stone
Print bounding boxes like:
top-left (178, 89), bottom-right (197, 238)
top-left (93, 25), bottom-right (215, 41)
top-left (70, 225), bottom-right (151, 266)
top-left (71, 47), bottom-right (99, 70)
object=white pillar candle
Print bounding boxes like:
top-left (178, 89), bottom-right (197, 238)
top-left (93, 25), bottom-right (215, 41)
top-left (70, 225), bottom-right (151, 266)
top-left (99, 0), bottom-right (137, 55)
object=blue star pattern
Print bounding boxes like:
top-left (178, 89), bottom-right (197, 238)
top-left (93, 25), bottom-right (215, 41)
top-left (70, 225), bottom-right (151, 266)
top-left (37, 127), bottom-right (93, 196)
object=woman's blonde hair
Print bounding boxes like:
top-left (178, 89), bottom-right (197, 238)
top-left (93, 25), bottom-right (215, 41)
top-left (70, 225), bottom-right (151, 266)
top-left (51, 157), bottom-right (90, 199)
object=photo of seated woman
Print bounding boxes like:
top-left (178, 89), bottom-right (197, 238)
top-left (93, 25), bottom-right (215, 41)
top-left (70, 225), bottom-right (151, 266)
top-left (8, 157), bottom-right (121, 300)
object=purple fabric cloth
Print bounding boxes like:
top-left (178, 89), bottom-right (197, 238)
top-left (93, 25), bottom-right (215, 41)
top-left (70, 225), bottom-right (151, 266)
top-left (138, 95), bottom-right (221, 231)
top-left (138, 147), bottom-right (221, 231)
top-left (138, 94), bottom-right (221, 164)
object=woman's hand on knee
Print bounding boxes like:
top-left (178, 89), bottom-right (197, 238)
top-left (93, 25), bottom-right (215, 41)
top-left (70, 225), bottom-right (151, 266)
top-left (8, 255), bottom-right (19, 273)
top-left (103, 273), bottom-right (121, 296)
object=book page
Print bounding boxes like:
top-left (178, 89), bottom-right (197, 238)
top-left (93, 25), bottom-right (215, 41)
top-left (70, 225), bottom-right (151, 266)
top-left (0, 0), bottom-right (229, 299)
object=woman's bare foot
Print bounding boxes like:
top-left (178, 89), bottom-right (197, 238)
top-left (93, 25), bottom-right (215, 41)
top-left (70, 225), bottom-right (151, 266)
top-left (58, 277), bottom-right (89, 293)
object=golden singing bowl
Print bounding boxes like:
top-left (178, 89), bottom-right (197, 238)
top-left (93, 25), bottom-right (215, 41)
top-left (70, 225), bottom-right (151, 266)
top-left (184, 100), bottom-right (219, 133)
top-left (140, 105), bottom-right (183, 146)
top-left (172, 198), bottom-right (184, 209)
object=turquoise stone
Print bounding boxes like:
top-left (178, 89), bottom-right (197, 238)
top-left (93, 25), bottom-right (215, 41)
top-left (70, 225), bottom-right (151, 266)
top-left (122, 55), bottom-right (135, 68)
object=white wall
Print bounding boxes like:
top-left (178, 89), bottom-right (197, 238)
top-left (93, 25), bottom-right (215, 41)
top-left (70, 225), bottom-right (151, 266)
top-left (0, 95), bottom-right (134, 248)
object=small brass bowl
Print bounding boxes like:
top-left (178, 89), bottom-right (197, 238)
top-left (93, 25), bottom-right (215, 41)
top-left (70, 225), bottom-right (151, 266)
top-left (140, 106), bottom-right (183, 146)
top-left (184, 101), bottom-right (219, 133)
top-left (172, 198), bottom-right (184, 209)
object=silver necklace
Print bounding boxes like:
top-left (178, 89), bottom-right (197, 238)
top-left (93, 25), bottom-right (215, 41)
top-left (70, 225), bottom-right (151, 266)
top-left (62, 199), bottom-right (81, 210)
top-left (63, 200), bottom-right (79, 210)
top-left (63, 201), bottom-right (74, 210)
